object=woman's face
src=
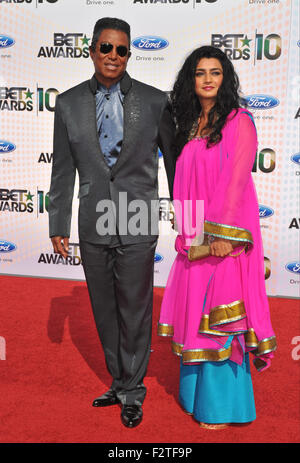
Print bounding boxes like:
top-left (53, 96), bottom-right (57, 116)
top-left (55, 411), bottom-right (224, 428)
top-left (194, 57), bottom-right (223, 102)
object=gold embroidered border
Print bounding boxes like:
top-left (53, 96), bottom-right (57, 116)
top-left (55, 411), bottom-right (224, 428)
top-left (204, 220), bottom-right (253, 245)
top-left (171, 341), bottom-right (232, 363)
top-left (252, 336), bottom-right (277, 356)
top-left (172, 341), bottom-right (183, 356)
top-left (157, 323), bottom-right (174, 337)
top-left (199, 314), bottom-right (247, 336)
top-left (172, 337), bottom-right (276, 364)
top-left (160, 322), bottom-right (277, 364)
top-left (209, 300), bottom-right (246, 327)
top-left (245, 330), bottom-right (277, 355)
top-left (245, 328), bottom-right (259, 347)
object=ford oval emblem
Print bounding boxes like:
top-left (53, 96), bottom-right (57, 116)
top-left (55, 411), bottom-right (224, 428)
top-left (132, 36), bottom-right (169, 51)
top-left (154, 253), bottom-right (164, 263)
top-left (0, 240), bottom-right (17, 253)
top-left (259, 205), bottom-right (274, 219)
top-left (244, 94), bottom-right (279, 110)
top-left (0, 140), bottom-right (16, 153)
top-left (0, 35), bottom-right (15, 48)
top-left (291, 153), bottom-right (300, 165)
top-left (285, 262), bottom-right (300, 274)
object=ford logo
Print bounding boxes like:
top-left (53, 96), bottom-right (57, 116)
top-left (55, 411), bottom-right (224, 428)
top-left (132, 36), bottom-right (169, 51)
top-left (285, 262), bottom-right (300, 275)
top-left (0, 35), bottom-right (15, 48)
top-left (154, 253), bottom-right (164, 263)
top-left (259, 205), bottom-right (274, 219)
top-left (291, 153), bottom-right (300, 165)
top-left (244, 94), bottom-right (279, 110)
top-left (0, 240), bottom-right (17, 253)
top-left (0, 140), bottom-right (16, 153)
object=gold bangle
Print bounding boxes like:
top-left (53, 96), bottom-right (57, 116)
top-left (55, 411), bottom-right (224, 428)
top-left (229, 246), bottom-right (246, 257)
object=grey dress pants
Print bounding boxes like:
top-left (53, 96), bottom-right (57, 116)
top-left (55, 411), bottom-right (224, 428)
top-left (79, 239), bottom-right (157, 406)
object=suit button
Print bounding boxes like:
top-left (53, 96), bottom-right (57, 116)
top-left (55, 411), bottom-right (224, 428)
top-left (110, 176), bottom-right (115, 182)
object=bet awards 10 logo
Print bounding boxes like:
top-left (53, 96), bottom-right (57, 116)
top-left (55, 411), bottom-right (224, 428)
top-left (289, 218), bottom-right (300, 230)
top-left (38, 243), bottom-right (82, 266)
top-left (0, 188), bottom-right (49, 214)
top-left (211, 33), bottom-right (281, 62)
top-left (38, 33), bottom-right (90, 58)
top-left (0, 1), bottom-right (58, 4)
top-left (37, 190), bottom-right (49, 214)
top-left (0, 87), bottom-right (34, 111)
top-left (0, 87), bottom-right (59, 112)
top-left (133, 0), bottom-right (218, 5)
top-left (0, 188), bottom-right (35, 213)
top-left (252, 148), bottom-right (276, 173)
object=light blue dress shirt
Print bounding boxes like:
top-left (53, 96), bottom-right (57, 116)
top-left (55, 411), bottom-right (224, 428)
top-left (95, 81), bottom-right (125, 168)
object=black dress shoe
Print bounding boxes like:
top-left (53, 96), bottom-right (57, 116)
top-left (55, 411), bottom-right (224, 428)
top-left (121, 405), bottom-right (143, 428)
top-left (92, 390), bottom-right (120, 407)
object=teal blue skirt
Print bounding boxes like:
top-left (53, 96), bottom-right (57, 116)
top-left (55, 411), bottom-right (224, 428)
top-left (179, 353), bottom-right (256, 424)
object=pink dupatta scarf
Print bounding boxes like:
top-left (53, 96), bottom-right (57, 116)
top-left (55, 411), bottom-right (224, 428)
top-left (158, 109), bottom-right (276, 371)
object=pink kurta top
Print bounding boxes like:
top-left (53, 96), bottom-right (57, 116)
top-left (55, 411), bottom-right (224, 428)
top-left (158, 108), bottom-right (276, 371)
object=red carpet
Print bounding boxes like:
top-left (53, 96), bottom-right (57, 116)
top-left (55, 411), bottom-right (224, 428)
top-left (0, 275), bottom-right (299, 443)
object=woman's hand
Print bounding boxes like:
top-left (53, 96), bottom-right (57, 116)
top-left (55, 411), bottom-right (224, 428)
top-left (209, 238), bottom-right (233, 257)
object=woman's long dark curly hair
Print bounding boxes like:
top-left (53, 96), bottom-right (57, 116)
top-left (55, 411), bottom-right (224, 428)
top-left (171, 46), bottom-right (242, 157)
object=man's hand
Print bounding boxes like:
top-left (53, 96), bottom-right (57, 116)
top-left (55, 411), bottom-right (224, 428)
top-left (51, 236), bottom-right (69, 259)
top-left (169, 204), bottom-right (177, 231)
top-left (210, 238), bottom-right (233, 257)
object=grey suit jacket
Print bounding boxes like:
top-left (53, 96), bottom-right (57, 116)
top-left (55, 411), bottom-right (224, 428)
top-left (48, 72), bottom-right (175, 245)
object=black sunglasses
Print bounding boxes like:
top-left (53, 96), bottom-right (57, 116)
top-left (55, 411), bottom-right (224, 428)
top-left (99, 42), bottom-right (129, 57)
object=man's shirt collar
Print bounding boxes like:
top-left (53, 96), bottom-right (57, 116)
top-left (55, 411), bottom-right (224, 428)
top-left (89, 72), bottom-right (132, 96)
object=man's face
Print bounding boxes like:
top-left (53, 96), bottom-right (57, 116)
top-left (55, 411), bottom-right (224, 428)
top-left (90, 28), bottom-right (130, 88)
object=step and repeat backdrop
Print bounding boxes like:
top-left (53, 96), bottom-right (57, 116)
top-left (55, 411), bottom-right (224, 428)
top-left (0, 0), bottom-right (299, 297)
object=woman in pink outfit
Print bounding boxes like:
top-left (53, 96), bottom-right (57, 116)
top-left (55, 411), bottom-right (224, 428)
top-left (158, 46), bottom-right (277, 429)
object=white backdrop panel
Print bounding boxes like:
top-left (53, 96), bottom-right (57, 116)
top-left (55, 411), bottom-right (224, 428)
top-left (0, 0), bottom-right (299, 297)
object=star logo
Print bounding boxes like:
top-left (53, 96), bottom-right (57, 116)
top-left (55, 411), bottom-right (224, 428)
top-left (241, 35), bottom-right (252, 48)
top-left (81, 35), bottom-right (90, 46)
top-left (25, 191), bottom-right (34, 202)
top-left (24, 89), bottom-right (34, 100)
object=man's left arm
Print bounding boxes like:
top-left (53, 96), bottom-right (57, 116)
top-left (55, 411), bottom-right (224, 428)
top-left (157, 96), bottom-right (176, 201)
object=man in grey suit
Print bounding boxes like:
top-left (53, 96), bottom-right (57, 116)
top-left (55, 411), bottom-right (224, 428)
top-left (49, 17), bottom-right (175, 428)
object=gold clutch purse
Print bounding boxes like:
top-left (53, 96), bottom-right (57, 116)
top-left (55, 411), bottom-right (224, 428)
top-left (188, 235), bottom-right (246, 262)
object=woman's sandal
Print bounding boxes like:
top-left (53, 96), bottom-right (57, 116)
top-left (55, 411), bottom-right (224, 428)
top-left (199, 422), bottom-right (228, 430)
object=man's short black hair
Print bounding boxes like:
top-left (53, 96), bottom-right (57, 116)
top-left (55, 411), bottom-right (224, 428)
top-left (91, 17), bottom-right (131, 51)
